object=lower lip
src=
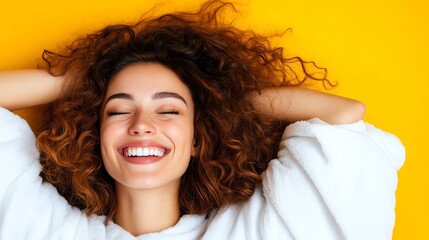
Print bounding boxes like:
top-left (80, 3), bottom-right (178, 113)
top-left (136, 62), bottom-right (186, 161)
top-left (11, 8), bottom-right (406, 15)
top-left (122, 155), bottom-right (165, 165)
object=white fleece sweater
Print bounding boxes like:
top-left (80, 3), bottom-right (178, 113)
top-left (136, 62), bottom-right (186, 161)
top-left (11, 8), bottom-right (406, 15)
top-left (0, 107), bottom-right (405, 240)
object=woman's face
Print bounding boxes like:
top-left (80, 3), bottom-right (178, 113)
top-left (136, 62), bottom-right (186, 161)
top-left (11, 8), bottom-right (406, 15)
top-left (100, 62), bottom-right (195, 191)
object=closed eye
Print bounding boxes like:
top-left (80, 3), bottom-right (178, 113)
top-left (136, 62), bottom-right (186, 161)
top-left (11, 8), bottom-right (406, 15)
top-left (159, 111), bottom-right (179, 115)
top-left (107, 112), bottom-right (130, 116)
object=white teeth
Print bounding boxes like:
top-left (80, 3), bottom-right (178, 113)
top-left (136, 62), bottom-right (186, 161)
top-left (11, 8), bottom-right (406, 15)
top-left (143, 148), bottom-right (149, 156)
top-left (124, 147), bottom-right (165, 157)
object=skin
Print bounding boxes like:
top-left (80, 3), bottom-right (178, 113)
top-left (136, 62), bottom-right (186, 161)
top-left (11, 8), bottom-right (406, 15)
top-left (0, 70), bottom-right (63, 111)
top-left (100, 63), bottom-right (195, 235)
top-left (251, 87), bottom-right (366, 124)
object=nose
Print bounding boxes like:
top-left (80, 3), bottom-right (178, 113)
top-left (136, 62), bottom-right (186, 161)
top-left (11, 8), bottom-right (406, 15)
top-left (128, 112), bottom-right (156, 136)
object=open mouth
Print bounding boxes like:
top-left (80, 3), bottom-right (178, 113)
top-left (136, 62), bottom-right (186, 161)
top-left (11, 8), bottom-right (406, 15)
top-left (122, 147), bottom-right (167, 157)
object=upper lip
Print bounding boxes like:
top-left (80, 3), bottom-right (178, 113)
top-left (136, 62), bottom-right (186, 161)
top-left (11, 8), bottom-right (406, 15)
top-left (117, 141), bottom-right (171, 156)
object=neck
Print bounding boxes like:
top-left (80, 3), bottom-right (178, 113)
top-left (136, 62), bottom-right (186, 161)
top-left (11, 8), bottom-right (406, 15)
top-left (114, 181), bottom-right (181, 236)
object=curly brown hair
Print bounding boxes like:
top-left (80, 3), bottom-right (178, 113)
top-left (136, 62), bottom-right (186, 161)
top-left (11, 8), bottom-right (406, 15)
top-left (36, 0), bottom-right (329, 223)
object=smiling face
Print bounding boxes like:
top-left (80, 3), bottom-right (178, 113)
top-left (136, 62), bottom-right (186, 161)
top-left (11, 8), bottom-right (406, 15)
top-left (100, 62), bottom-right (195, 191)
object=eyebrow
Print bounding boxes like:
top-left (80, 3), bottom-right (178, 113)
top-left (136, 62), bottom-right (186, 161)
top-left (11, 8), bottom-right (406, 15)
top-left (104, 91), bottom-right (187, 106)
top-left (153, 92), bottom-right (187, 105)
top-left (104, 93), bottom-right (134, 105)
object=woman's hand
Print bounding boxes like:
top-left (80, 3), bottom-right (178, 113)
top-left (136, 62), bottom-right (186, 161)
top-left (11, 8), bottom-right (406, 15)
top-left (0, 70), bottom-right (64, 111)
top-left (250, 87), bottom-right (366, 124)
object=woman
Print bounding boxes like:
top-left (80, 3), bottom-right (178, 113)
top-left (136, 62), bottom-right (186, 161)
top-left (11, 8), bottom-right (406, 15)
top-left (0, 1), bottom-right (403, 239)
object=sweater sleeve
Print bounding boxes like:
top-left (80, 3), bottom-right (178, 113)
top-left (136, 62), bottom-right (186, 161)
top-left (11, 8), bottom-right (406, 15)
top-left (262, 119), bottom-right (405, 240)
top-left (0, 107), bottom-right (41, 204)
top-left (0, 107), bottom-right (100, 240)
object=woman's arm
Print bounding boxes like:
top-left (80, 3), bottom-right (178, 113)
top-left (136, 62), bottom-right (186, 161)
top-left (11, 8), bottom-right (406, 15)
top-left (251, 87), bottom-right (366, 124)
top-left (0, 70), bottom-right (64, 111)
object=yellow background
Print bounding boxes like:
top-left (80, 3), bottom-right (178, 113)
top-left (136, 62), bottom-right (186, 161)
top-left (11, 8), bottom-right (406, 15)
top-left (0, 0), bottom-right (427, 239)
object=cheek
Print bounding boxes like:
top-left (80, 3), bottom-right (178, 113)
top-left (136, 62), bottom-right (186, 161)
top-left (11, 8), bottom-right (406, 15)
top-left (99, 123), bottom-right (111, 150)
top-left (99, 121), bottom-right (123, 157)
top-left (99, 122), bottom-right (121, 177)
top-left (164, 120), bottom-right (194, 147)
top-left (100, 120), bottom-right (124, 139)
top-left (99, 127), bottom-right (111, 165)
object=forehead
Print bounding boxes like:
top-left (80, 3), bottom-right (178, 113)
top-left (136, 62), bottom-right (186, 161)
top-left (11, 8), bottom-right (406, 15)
top-left (106, 62), bottom-right (192, 101)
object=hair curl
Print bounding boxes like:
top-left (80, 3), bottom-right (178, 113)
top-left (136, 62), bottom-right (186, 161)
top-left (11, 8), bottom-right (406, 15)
top-left (36, 0), bottom-right (329, 223)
